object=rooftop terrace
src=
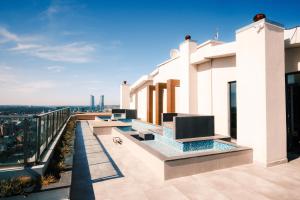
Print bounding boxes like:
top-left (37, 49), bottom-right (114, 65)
top-left (69, 120), bottom-right (300, 200)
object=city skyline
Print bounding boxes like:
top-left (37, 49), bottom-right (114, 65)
top-left (1, 0), bottom-right (300, 105)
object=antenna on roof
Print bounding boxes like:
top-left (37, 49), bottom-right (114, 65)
top-left (214, 28), bottom-right (219, 40)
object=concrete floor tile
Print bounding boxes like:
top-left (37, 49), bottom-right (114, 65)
top-left (145, 186), bottom-right (189, 200)
top-left (71, 121), bottom-right (300, 200)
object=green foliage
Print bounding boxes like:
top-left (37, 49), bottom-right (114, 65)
top-left (0, 117), bottom-right (76, 197)
top-left (40, 175), bottom-right (57, 186)
top-left (42, 116), bottom-right (76, 184)
top-left (0, 176), bottom-right (35, 197)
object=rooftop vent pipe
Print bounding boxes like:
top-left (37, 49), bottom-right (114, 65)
top-left (253, 13), bottom-right (266, 22)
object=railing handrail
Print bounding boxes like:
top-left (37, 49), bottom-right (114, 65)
top-left (0, 107), bottom-right (71, 167)
top-left (35, 107), bottom-right (70, 118)
top-left (0, 107), bottom-right (70, 119)
top-left (0, 115), bottom-right (35, 118)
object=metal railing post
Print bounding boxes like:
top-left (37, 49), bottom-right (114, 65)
top-left (45, 115), bottom-right (49, 148)
top-left (36, 116), bottom-right (41, 163)
top-left (52, 112), bottom-right (55, 138)
top-left (55, 111), bottom-right (58, 134)
top-left (23, 118), bottom-right (28, 165)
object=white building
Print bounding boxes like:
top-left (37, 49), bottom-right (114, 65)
top-left (120, 15), bottom-right (300, 167)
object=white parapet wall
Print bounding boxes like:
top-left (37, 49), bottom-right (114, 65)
top-left (236, 19), bottom-right (287, 166)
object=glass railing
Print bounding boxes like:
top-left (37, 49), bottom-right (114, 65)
top-left (0, 108), bottom-right (71, 167)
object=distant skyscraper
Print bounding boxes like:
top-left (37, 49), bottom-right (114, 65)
top-left (90, 95), bottom-right (95, 112)
top-left (99, 95), bottom-right (104, 112)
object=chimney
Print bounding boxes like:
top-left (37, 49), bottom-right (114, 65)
top-left (185, 35), bottom-right (191, 40)
top-left (253, 13), bottom-right (266, 22)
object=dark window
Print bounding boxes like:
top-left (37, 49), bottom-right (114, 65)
top-left (229, 81), bottom-right (237, 139)
top-left (286, 72), bottom-right (300, 158)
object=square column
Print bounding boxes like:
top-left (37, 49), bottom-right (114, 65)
top-left (120, 81), bottom-right (130, 109)
top-left (236, 19), bottom-right (287, 166)
top-left (179, 39), bottom-right (197, 114)
top-left (155, 83), bottom-right (167, 125)
top-left (167, 79), bottom-right (180, 113)
top-left (147, 85), bottom-right (155, 123)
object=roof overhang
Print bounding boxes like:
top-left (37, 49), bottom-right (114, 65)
top-left (130, 75), bottom-right (153, 93)
top-left (285, 27), bottom-right (300, 48)
top-left (191, 42), bottom-right (236, 64)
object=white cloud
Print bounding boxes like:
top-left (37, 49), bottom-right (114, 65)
top-left (16, 81), bottom-right (56, 93)
top-left (9, 43), bottom-right (41, 51)
top-left (111, 40), bottom-right (122, 48)
top-left (45, 5), bottom-right (60, 17)
top-left (0, 26), bottom-right (95, 63)
top-left (0, 70), bottom-right (56, 93)
top-left (0, 72), bottom-right (16, 85)
top-left (32, 42), bottom-right (94, 63)
top-left (47, 65), bottom-right (65, 73)
top-left (61, 30), bottom-right (82, 36)
top-left (84, 80), bottom-right (103, 84)
top-left (41, 1), bottom-right (81, 19)
top-left (0, 27), bottom-right (40, 44)
top-left (42, 1), bottom-right (66, 19)
top-left (0, 27), bottom-right (19, 45)
top-left (0, 63), bottom-right (13, 70)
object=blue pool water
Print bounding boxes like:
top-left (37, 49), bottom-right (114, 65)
top-left (98, 116), bottom-right (111, 120)
top-left (142, 140), bottom-right (235, 157)
top-left (117, 126), bottom-right (136, 132)
top-left (182, 140), bottom-right (235, 152)
top-left (118, 119), bottom-right (133, 123)
top-left (153, 132), bottom-right (235, 152)
top-left (131, 119), bottom-right (236, 154)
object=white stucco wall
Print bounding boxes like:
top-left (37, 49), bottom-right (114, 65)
top-left (120, 84), bottom-right (130, 109)
top-left (153, 57), bottom-right (183, 84)
top-left (211, 56), bottom-right (236, 136)
top-left (175, 86), bottom-right (181, 113)
top-left (179, 40), bottom-right (198, 114)
top-left (125, 19), bottom-right (299, 168)
top-left (285, 47), bottom-right (300, 73)
top-left (265, 24), bottom-right (287, 165)
top-left (236, 21), bottom-right (268, 165)
top-left (196, 56), bottom-right (236, 136)
top-left (136, 86), bottom-right (148, 121)
top-left (197, 62), bottom-right (212, 115)
top-left (130, 93), bottom-right (137, 110)
top-left (236, 19), bottom-right (286, 166)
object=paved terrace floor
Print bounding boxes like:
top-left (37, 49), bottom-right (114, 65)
top-left (71, 121), bottom-right (300, 200)
top-left (70, 121), bottom-right (122, 200)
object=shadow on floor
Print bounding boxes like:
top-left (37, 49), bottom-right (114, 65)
top-left (70, 122), bottom-right (95, 200)
top-left (93, 136), bottom-right (124, 183)
top-left (70, 121), bottom-right (124, 200)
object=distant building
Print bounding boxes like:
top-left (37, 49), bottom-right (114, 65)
top-left (99, 95), bottom-right (105, 112)
top-left (90, 95), bottom-right (95, 112)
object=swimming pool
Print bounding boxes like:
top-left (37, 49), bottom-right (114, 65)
top-left (117, 126), bottom-right (136, 132)
top-left (118, 119), bottom-right (133, 123)
top-left (130, 119), bottom-right (235, 153)
top-left (97, 116), bottom-right (111, 120)
top-left (141, 139), bottom-right (235, 157)
top-left (112, 121), bottom-right (252, 180)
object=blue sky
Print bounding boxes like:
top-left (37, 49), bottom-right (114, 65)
top-left (0, 0), bottom-right (299, 105)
